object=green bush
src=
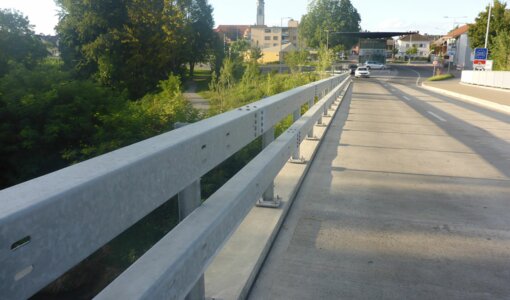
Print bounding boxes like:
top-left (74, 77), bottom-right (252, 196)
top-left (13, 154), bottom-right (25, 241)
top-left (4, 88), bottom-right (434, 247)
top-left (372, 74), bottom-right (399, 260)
top-left (427, 73), bottom-right (455, 81)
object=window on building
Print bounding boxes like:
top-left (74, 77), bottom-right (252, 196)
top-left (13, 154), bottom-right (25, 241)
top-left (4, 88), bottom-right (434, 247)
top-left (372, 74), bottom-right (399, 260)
top-left (419, 44), bottom-right (424, 48)
top-left (264, 29), bottom-right (271, 33)
top-left (273, 43), bottom-right (278, 47)
top-left (273, 36), bottom-right (278, 40)
top-left (264, 36), bottom-right (270, 40)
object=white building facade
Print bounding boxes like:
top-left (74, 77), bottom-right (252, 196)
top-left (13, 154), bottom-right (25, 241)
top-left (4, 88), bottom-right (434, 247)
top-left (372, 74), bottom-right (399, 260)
top-left (397, 33), bottom-right (437, 58)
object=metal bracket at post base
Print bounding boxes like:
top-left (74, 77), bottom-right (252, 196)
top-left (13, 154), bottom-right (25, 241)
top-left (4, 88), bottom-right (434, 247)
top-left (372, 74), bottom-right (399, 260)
top-left (256, 195), bottom-right (282, 208)
top-left (289, 156), bottom-right (307, 164)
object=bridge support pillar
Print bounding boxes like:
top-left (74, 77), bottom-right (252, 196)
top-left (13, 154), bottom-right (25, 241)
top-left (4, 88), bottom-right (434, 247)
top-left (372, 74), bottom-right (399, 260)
top-left (290, 109), bottom-right (306, 164)
top-left (257, 127), bottom-right (281, 208)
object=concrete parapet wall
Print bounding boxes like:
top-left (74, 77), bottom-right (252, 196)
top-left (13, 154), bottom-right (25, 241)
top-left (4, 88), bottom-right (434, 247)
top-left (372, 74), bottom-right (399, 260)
top-left (461, 70), bottom-right (510, 89)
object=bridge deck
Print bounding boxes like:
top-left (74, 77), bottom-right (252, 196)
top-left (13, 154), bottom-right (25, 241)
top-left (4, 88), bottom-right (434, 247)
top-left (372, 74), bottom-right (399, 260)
top-left (249, 72), bottom-right (510, 299)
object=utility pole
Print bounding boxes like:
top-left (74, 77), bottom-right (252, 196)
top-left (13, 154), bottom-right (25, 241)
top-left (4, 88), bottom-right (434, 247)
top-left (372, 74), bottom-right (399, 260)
top-left (408, 33), bottom-right (413, 64)
top-left (484, 2), bottom-right (492, 49)
top-left (279, 17), bottom-right (292, 73)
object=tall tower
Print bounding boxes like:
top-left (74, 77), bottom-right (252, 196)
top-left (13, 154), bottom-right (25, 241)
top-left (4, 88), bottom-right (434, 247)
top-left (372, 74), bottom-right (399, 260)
top-left (257, 0), bottom-right (265, 26)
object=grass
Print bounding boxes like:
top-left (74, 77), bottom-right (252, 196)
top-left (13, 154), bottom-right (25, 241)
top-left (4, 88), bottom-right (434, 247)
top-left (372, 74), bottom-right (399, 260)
top-left (184, 69), bottom-right (212, 93)
top-left (192, 69), bottom-right (212, 92)
top-left (427, 73), bottom-right (455, 81)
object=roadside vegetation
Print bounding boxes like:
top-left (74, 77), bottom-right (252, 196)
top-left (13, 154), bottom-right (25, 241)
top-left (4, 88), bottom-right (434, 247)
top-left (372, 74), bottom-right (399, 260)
top-left (468, 0), bottom-right (510, 70)
top-left (0, 2), bottom-right (333, 297)
top-left (427, 73), bottom-right (455, 81)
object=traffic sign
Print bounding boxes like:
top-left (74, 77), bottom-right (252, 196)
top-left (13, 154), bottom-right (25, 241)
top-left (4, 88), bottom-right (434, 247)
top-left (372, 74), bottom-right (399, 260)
top-left (474, 48), bottom-right (488, 60)
top-left (473, 59), bottom-right (486, 65)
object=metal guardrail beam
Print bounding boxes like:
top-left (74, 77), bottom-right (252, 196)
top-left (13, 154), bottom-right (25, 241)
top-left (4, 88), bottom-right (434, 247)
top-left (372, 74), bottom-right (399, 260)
top-left (0, 74), bottom-right (347, 299)
top-left (95, 79), bottom-right (352, 300)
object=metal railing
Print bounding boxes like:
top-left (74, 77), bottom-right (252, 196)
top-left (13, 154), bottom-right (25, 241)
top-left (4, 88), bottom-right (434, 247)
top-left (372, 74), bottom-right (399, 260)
top-left (0, 73), bottom-right (350, 299)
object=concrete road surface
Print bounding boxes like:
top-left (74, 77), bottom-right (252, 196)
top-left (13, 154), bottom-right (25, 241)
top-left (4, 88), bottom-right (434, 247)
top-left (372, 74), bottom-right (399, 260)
top-left (248, 66), bottom-right (510, 299)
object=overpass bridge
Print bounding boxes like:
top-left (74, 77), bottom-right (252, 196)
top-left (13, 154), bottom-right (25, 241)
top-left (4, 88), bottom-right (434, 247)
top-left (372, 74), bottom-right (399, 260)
top-left (2, 67), bottom-right (510, 299)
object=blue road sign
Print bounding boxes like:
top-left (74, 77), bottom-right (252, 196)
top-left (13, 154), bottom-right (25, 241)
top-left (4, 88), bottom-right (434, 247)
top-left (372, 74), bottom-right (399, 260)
top-left (474, 48), bottom-right (488, 60)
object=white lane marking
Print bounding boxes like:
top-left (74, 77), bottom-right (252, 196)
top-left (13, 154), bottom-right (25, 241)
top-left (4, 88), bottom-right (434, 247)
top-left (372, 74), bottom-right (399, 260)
top-left (410, 68), bottom-right (421, 86)
top-left (428, 111), bottom-right (447, 122)
top-left (403, 96), bottom-right (411, 101)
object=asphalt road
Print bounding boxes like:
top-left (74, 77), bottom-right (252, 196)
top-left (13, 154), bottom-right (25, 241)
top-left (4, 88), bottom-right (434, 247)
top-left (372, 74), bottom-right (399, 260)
top-left (248, 66), bottom-right (510, 299)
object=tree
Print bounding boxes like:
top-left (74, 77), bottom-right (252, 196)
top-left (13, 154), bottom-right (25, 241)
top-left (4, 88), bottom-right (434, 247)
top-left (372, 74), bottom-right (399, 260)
top-left (492, 30), bottom-right (510, 70)
top-left (406, 46), bottom-right (418, 56)
top-left (299, 0), bottom-right (361, 49)
top-left (316, 45), bottom-right (334, 76)
top-left (187, 0), bottom-right (215, 77)
top-left (468, 0), bottom-right (510, 50)
top-left (0, 9), bottom-right (48, 75)
top-left (285, 50), bottom-right (309, 73)
top-left (56, 0), bottom-right (215, 98)
top-left (208, 33), bottom-right (226, 75)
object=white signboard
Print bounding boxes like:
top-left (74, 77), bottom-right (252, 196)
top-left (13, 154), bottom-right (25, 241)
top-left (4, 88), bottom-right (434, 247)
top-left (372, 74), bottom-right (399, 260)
top-left (485, 60), bottom-right (493, 71)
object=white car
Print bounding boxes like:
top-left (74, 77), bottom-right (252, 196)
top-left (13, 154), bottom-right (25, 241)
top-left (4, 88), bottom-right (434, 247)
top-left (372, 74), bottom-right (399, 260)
top-left (355, 67), bottom-right (370, 78)
top-left (363, 61), bottom-right (386, 70)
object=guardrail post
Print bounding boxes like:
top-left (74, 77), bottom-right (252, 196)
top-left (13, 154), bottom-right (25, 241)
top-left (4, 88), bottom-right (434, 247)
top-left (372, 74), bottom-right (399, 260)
top-left (176, 122), bottom-right (205, 300)
top-left (289, 108), bottom-right (306, 164)
top-left (256, 127), bottom-right (281, 208)
top-left (306, 98), bottom-right (319, 140)
top-left (316, 89), bottom-right (326, 127)
top-left (323, 93), bottom-right (331, 118)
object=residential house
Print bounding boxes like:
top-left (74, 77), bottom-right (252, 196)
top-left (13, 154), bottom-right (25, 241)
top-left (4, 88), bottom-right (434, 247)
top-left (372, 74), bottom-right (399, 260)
top-left (38, 35), bottom-right (60, 58)
top-left (397, 33), bottom-right (437, 58)
top-left (215, 25), bottom-right (251, 44)
top-left (250, 19), bottom-right (299, 50)
top-left (258, 43), bottom-right (298, 64)
top-left (432, 25), bottom-right (472, 70)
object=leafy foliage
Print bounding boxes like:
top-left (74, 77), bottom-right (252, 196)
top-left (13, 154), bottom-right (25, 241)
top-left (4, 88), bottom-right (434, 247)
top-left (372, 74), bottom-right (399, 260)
top-left (468, 0), bottom-right (510, 50)
top-left (0, 61), bottom-right (197, 189)
top-left (406, 46), bottom-right (418, 55)
top-left (316, 45), bottom-right (335, 75)
top-left (285, 50), bottom-right (310, 73)
top-left (492, 30), bottom-right (510, 70)
top-left (187, 0), bottom-right (215, 76)
top-left (299, 0), bottom-right (361, 49)
top-left (0, 9), bottom-right (48, 75)
top-left (56, 0), bottom-right (215, 98)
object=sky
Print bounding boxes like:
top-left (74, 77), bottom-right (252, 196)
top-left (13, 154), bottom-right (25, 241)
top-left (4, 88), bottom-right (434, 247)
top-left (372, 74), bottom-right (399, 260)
top-left (0, 0), bottom-right (501, 36)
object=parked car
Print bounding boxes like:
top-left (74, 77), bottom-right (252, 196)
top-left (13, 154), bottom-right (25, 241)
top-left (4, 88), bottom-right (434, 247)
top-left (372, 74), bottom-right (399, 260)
top-left (363, 61), bottom-right (386, 70)
top-left (349, 64), bottom-right (358, 75)
top-left (355, 67), bottom-right (370, 78)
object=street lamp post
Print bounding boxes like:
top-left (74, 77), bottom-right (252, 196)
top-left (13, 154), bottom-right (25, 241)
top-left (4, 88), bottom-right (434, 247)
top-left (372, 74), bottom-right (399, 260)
top-left (484, 2), bottom-right (492, 49)
top-left (408, 33), bottom-right (413, 64)
top-left (279, 17), bottom-right (292, 73)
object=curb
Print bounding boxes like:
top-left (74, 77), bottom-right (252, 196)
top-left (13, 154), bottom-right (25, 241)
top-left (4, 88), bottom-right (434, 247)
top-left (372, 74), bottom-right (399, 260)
top-left (421, 83), bottom-right (510, 115)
